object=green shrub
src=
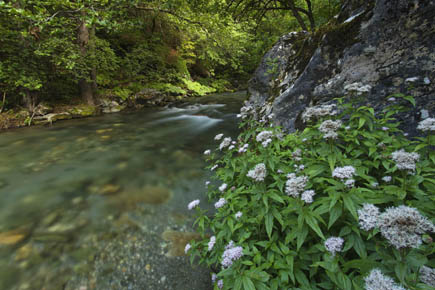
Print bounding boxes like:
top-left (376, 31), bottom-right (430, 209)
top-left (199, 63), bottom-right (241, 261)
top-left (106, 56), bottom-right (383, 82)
top-left (188, 95), bottom-right (435, 289)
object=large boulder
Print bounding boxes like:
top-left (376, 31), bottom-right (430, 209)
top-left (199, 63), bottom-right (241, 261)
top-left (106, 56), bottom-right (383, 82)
top-left (248, 0), bottom-right (434, 134)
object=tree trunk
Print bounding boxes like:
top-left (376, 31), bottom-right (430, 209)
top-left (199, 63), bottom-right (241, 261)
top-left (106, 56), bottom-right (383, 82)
top-left (78, 12), bottom-right (94, 105)
top-left (287, 0), bottom-right (309, 31)
top-left (23, 89), bottom-right (37, 112)
top-left (90, 24), bottom-right (97, 93)
top-left (304, 0), bottom-right (316, 31)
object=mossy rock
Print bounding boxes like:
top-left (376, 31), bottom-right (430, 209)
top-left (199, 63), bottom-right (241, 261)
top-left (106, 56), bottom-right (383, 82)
top-left (68, 105), bottom-right (98, 117)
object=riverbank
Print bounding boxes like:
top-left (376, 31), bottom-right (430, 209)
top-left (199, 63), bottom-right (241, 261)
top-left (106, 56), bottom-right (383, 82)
top-left (0, 90), bottom-right (189, 131)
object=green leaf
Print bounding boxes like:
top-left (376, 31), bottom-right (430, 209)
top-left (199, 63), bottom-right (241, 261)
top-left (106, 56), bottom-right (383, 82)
top-left (265, 213), bottom-right (274, 238)
top-left (304, 213), bottom-right (325, 239)
top-left (297, 226), bottom-right (308, 250)
top-left (328, 204), bottom-right (343, 229)
top-left (342, 195), bottom-right (358, 220)
top-left (242, 276), bottom-right (256, 290)
top-left (394, 263), bottom-right (407, 284)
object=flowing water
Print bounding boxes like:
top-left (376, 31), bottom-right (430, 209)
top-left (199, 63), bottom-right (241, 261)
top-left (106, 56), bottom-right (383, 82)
top-left (0, 92), bottom-right (245, 290)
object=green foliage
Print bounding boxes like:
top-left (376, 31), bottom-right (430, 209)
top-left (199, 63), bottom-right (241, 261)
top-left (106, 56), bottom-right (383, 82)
top-left (182, 78), bottom-right (216, 96)
top-left (190, 95), bottom-right (435, 289)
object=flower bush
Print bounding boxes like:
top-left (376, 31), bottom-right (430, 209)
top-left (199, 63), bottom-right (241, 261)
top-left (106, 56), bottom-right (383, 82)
top-left (189, 95), bottom-right (435, 289)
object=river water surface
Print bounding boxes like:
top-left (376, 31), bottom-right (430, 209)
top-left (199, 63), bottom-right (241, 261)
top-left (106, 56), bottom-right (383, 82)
top-left (0, 92), bottom-right (245, 290)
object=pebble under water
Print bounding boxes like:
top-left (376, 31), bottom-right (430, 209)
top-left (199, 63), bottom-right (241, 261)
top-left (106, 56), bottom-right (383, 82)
top-left (0, 92), bottom-right (245, 290)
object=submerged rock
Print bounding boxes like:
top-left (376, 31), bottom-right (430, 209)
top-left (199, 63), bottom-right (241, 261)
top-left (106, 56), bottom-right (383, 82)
top-left (248, 0), bottom-right (434, 134)
top-left (109, 185), bottom-right (173, 210)
top-left (0, 228), bottom-right (29, 245)
top-left (161, 230), bottom-right (202, 257)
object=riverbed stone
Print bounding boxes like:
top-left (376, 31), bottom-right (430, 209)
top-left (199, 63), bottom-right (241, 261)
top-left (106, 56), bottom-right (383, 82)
top-left (0, 228), bottom-right (29, 245)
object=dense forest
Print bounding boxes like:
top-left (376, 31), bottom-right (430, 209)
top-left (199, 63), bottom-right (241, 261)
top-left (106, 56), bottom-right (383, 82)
top-left (0, 0), bottom-right (340, 113)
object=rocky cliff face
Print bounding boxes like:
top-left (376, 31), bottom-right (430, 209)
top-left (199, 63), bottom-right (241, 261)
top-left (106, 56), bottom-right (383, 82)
top-left (248, 0), bottom-right (434, 134)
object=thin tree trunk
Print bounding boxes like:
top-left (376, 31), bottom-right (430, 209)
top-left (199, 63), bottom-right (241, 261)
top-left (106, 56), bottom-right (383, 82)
top-left (78, 11), bottom-right (94, 105)
top-left (305, 0), bottom-right (316, 31)
top-left (90, 24), bottom-right (97, 94)
top-left (287, 0), bottom-right (309, 31)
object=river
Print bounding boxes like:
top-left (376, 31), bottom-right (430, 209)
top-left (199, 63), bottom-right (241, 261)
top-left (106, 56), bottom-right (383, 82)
top-left (0, 92), bottom-right (245, 290)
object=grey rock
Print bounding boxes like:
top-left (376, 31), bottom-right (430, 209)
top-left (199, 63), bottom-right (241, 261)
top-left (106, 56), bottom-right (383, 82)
top-left (248, 0), bottom-right (435, 135)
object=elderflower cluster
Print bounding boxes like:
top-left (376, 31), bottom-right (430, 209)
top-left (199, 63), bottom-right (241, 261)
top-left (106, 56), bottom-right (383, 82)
top-left (319, 119), bottom-right (342, 139)
top-left (235, 211), bottom-right (243, 219)
top-left (285, 173), bottom-right (308, 197)
top-left (417, 117), bottom-right (435, 131)
top-left (377, 205), bottom-right (435, 249)
top-left (184, 243), bottom-right (191, 254)
top-left (391, 150), bottom-right (419, 172)
top-left (219, 137), bottom-right (232, 151)
top-left (302, 104), bottom-right (337, 123)
top-left (324, 237), bottom-right (344, 256)
top-left (419, 266), bottom-right (435, 287)
top-left (246, 163), bottom-right (267, 182)
top-left (358, 204), bottom-right (380, 231)
top-left (221, 242), bottom-right (243, 268)
top-left (364, 269), bottom-right (407, 290)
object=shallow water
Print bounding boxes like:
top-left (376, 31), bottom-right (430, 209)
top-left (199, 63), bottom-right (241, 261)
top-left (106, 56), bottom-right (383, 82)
top-left (0, 92), bottom-right (245, 290)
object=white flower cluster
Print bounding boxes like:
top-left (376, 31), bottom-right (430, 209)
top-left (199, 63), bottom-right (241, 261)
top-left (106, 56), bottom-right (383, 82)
top-left (219, 183), bottom-right (228, 192)
top-left (292, 149), bottom-right (302, 162)
top-left (302, 104), bottom-right (337, 123)
top-left (377, 205), bottom-right (435, 249)
top-left (364, 269), bottom-right (407, 290)
top-left (238, 143), bottom-right (249, 153)
top-left (204, 149), bottom-right (211, 155)
top-left (285, 173), bottom-right (308, 198)
top-left (214, 133), bottom-right (224, 141)
top-left (332, 166), bottom-right (356, 187)
top-left (184, 243), bottom-right (191, 254)
top-left (214, 198), bottom-right (227, 209)
top-left (324, 237), bottom-right (344, 256)
top-left (391, 149), bottom-right (419, 172)
top-left (419, 266), bottom-right (435, 287)
top-left (211, 164), bottom-right (218, 171)
top-left (208, 236), bottom-right (216, 251)
top-left (358, 203), bottom-right (380, 231)
top-left (256, 130), bottom-right (274, 147)
top-left (237, 101), bottom-right (255, 119)
top-left (219, 137), bottom-right (232, 151)
top-left (235, 211), bottom-right (243, 219)
top-left (221, 242), bottom-right (243, 268)
top-left (301, 190), bottom-right (316, 203)
top-left (246, 163), bottom-right (267, 182)
top-left (319, 119), bottom-right (342, 139)
top-left (417, 118), bottom-right (435, 131)
top-left (188, 199), bottom-right (200, 210)
top-left (332, 166), bottom-right (356, 179)
top-left (344, 82), bottom-right (372, 96)
top-left (382, 176), bottom-right (392, 182)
